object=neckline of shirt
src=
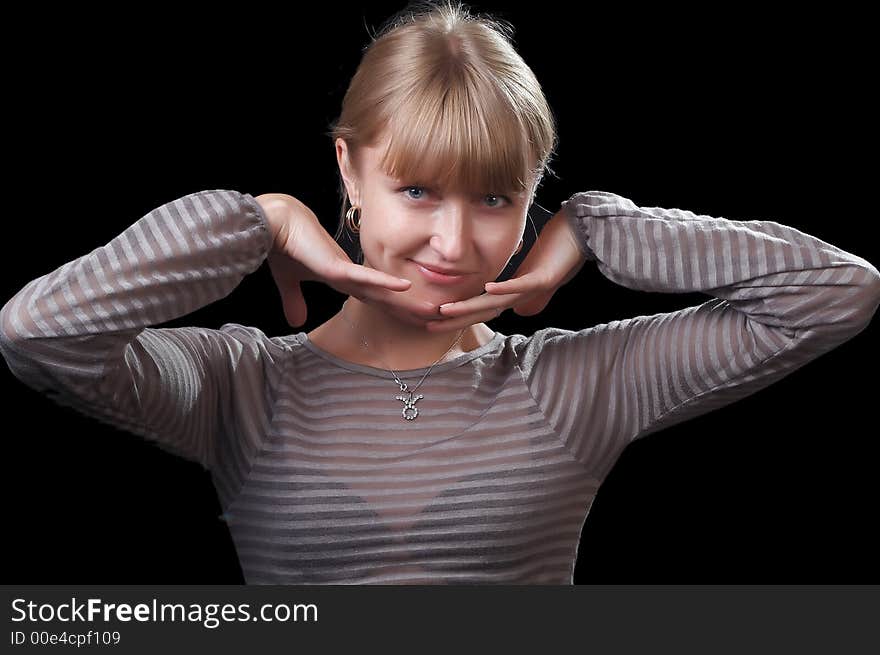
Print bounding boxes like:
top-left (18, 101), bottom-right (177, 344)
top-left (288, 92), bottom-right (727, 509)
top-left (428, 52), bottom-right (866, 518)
top-left (295, 330), bottom-right (506, 379)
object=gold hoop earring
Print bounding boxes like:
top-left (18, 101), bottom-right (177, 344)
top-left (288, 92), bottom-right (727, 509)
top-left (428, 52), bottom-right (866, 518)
top-left (345, 205), bottom-right (361, 233)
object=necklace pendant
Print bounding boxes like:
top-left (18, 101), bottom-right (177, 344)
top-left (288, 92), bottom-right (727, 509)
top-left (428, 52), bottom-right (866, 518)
top-left (395, 391), bottom-right (424, 421)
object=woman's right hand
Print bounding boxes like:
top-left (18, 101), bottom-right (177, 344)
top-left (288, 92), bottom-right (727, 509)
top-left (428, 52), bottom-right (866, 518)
top-left (255, 194), bottom-right (441, 328)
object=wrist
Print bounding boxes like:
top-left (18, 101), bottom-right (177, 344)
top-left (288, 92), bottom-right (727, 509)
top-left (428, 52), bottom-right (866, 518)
top-left (255, 194), bottom-right (294, 252)
top-left (554, 203), bottom-right (595, 263)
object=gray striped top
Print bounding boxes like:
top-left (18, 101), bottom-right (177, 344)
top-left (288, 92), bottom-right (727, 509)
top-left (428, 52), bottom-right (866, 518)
top-left (1, 189), bottom-right (878, 585)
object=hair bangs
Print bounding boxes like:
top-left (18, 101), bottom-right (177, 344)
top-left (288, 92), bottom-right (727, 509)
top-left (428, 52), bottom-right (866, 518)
top-left (375, 78), bottom-right (534, 196)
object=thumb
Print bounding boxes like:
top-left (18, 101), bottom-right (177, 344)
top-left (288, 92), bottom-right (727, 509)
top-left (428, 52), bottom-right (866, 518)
top-left (280, 283), bottom-right (308, 328)
top-left (512, 291), bottom-right (554, 317)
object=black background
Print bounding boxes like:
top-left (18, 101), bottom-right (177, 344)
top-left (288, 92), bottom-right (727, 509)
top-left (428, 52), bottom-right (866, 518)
top-left (3, 3), bottom-right (877, 583)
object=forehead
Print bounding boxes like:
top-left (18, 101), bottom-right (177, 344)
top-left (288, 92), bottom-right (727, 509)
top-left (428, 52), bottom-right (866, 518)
top-left (360, 137), bottom-right (529, 197)
top-left (360, 133), bottom-right (397, 174)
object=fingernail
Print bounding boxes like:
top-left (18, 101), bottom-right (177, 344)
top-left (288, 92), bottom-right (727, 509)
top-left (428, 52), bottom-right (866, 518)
top-left (440, 303), bottom-right (452, 312)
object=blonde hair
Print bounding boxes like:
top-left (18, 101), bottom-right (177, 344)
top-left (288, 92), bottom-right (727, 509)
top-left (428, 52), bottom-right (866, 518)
top-left (326, 0), bottom-right (559, 263)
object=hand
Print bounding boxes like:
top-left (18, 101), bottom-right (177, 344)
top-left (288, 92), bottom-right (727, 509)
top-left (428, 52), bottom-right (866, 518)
top-left (426, 207), bottom-right (589, 332)
top-left (256, 194), bottom-right (440, 328)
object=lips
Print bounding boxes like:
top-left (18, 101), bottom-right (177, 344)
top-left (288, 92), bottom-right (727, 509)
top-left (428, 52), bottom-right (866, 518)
top-left (413, 261), bottom-right (469, 275)
top-left (410, 260), bottom-right (472, 285)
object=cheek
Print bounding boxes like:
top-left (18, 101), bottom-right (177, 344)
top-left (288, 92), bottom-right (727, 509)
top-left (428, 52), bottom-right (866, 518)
top-left (359, 220), bottom-right (417, 266)
top-left (488, 230), bottom-right (521, 257)
top-left (364, 212), bottom-right (419, 251)
top-left (382, 210), bottom-right (415, 240)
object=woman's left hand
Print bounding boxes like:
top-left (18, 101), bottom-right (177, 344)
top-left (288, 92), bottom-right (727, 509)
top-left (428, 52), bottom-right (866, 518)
top-left (426, 206), bottom-right (590, 332)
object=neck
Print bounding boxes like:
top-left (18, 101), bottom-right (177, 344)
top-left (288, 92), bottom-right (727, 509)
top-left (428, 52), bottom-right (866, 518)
top-left (337, 297), bottom-right (477, 370)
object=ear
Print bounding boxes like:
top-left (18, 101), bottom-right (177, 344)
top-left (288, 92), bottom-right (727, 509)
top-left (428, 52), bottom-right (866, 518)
top-left (336, 138), bottom-right (360, 205)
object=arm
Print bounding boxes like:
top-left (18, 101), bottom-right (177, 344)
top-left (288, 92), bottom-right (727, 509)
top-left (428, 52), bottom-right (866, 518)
top-left (254, 192), bottom-right (298, 252)
top-left (0, 190), bottom-right (289, 491)
top-left (514, 190), bottom-right (880, 481)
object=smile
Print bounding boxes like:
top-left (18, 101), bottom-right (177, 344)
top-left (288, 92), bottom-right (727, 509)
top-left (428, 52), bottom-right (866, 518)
top-left (410, 260), bottom-right (471, 285)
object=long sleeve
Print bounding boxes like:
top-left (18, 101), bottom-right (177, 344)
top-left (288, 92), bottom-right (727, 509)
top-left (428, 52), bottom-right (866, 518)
top-left (513, 190), bottom-right (880, 481)
top-left (0, 189), bottom-right (290, 487)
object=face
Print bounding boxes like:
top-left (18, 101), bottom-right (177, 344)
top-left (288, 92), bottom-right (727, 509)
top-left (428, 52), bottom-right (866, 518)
top-left (336, 134), bottom-right (530, 314)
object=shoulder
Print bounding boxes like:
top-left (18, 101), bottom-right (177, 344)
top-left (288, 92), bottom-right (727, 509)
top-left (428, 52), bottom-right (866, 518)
top-left (217, 322), bottom-right (296, 362)
top-left (508, 322), bottom-right (627, 378)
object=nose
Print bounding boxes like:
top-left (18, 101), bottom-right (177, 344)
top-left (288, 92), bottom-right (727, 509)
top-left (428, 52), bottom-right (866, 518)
top-left (429, 203), bottom-right (471, 261)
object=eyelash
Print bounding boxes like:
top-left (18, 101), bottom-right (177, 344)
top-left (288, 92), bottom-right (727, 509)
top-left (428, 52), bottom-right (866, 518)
top-left (398, 186), bottom-right (512, 208)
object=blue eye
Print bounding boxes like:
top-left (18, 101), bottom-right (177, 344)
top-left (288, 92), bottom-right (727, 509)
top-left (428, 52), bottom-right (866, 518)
top-left (401, 186), bottom-right (428, 201)
top-left (483, 193), bottom-right (511, 208)
top-left (399, 186), bottom-right (511, 208)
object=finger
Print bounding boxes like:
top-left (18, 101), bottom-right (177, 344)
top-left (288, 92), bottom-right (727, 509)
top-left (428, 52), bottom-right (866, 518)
top-left (282, 284), bottom-right (308, 328)
top-left (484, 273), bottom-right (540, 294)
top-left (427, 304), bottom-right (506, 333)
top-left (359, 285), bottom-right (439, 320)
top-left (439, 291), bottom-right (519, 318)
top-left (341, 261), bottom-right (412, 290)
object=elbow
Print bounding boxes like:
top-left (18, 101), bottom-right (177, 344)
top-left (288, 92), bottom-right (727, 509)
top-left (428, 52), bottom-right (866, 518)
top-left (843, 262), bottom-right (880, 334)
top-left (0, 295), bottom-right (18, 345)
top-left (860, 260), bottom-right (880, 311)
top-left (0, 291), bottom-right (31, 346)
top-left (0, 285), bottom-right (44, 345)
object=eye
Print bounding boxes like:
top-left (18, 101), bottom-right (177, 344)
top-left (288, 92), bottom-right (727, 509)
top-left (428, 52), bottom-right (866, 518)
top-left (400, 186), bottom-right (429, 201)
top-left (483, 193), bottom-right (512, 208)
top-left (399, 186), bottom-right (512, 208)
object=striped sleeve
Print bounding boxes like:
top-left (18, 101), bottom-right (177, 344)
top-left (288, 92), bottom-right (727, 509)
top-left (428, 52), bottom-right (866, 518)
top-left (514, 190), bottom-right (880, 479)
top-left (0, 189), bottom-right (287, 475)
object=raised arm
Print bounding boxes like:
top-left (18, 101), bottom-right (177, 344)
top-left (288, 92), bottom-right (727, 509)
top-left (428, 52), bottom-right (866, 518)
top-left (0, 190), bottom-right (290, 498)
top-left (514, 190), bottom-right (880, 481)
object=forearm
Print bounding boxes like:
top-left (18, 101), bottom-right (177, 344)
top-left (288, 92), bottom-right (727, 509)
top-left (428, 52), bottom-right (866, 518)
top-left (0, 189), bottom-right (272, 377)
top-left (559, 190), bottom-right (880, 339)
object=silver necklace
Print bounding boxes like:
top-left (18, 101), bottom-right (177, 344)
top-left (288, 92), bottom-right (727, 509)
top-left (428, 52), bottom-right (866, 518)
top-left (338, 299), bottom-right (467, 421)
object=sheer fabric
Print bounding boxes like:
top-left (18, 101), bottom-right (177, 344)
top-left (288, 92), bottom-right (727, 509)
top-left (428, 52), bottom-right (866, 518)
top-left (1, 189), bottom-right (877, 584)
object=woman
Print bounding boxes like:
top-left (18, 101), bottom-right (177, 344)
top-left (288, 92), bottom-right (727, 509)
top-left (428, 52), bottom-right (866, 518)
top-left (1, 1), bottom-right (878, 584)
